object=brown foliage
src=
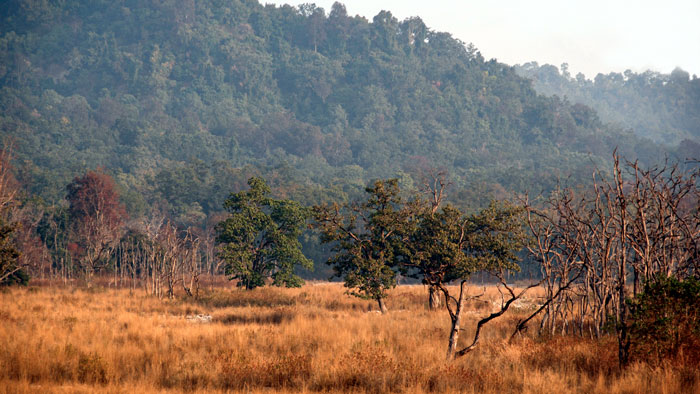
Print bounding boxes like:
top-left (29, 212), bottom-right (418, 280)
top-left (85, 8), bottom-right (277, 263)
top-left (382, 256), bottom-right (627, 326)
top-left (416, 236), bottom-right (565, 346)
top-left (66, 169), bottom-right (126, 225)
top-left (66, 169), bottom-right (127, 283)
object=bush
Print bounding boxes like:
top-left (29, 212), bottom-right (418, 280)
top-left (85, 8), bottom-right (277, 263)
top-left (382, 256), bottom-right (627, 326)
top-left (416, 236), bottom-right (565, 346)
top-left (1, 268), bottom-right (29, 286)
top-left (628, 277), bottom-right (700, 364)
top-left (0, 218), bottom-right (26, 287)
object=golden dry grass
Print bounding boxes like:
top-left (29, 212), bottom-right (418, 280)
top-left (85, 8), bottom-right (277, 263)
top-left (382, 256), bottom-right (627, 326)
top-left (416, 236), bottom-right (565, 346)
top-left (0, 282), bottom-right (697, 393)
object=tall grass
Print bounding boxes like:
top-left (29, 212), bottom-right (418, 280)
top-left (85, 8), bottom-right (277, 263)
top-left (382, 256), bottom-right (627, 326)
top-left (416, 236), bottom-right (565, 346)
top-left (0, 283), bottom-right (696, 393)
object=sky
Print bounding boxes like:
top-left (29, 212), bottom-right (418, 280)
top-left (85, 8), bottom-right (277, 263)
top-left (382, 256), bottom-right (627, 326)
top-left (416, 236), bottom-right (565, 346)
top-left (265, 0), bottom-right (700, 79)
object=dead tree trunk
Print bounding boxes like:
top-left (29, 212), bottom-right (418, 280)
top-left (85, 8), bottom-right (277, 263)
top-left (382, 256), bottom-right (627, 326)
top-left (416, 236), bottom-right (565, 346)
top-left (453, 277), bottom-right (541, 359)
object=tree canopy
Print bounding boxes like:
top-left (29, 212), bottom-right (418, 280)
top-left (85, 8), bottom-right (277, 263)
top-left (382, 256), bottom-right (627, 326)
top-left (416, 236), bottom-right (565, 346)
top-left (514, 62), bottom-right (700, 147)
top-left (216, 176), bottom-right (311, 289)
top-left (313, 179), bottom-right (412, 312)
top-left (65, 169), bottom-right (127, 283)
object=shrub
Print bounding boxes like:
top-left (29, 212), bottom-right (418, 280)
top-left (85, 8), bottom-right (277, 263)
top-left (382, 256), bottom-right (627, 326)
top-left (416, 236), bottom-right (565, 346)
top-left (77, 352), bottom-right (107, 384)
top-left (627, 277), bottom-right (700, 365)
top-left (0, 268), bottom-right (29, 286)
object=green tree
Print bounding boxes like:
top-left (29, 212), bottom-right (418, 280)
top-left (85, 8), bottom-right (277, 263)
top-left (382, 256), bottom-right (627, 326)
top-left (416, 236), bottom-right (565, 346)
top-left (404, 200), bottom-right (530, 359)
top-left (0, 0), bottom-right (667, 215)
top-left (216, 177), bottom-right (311, 290)
top-left (313, 179), bottom-right (411, 313)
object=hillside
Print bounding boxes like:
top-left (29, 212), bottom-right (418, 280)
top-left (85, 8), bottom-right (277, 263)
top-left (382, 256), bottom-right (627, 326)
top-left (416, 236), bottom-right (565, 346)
top-left (514, 62), bottom-right (700, 149)
top-left (0, 0), bottom-right (665, 218)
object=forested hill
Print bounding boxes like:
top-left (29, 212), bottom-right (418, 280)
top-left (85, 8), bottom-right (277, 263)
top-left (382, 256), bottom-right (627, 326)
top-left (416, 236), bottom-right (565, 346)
top-left (514, 62), bottom-right (700, 149)
top-left (0, 0), bottom-right (665, 219)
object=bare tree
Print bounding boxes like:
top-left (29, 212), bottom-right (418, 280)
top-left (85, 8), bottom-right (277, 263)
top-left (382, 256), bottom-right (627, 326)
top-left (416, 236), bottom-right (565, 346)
top-left (0, 143), bottom-right (26, 284)
top-left (511, 152), bottom-right (700, 366)
top-left (180, 228), bottom-right (201, 298)
top-left (453, 271), bottom-right (542, 358)
top-left (510, 193), bottom-right (585, 340)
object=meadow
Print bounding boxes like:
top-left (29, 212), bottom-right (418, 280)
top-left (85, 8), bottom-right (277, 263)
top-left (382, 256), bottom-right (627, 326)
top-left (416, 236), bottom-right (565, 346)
top-left (0, 282), bottom-right (697, 393)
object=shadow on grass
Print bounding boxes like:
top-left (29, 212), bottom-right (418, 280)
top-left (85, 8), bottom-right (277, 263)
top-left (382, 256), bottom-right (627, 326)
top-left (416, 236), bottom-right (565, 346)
top-left (216, 309), bottom-right (296, 325)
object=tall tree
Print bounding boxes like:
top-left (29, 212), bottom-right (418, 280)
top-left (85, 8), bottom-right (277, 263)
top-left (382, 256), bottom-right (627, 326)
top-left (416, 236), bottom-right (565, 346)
top-left (216, 177), bottom-right (311, 290)
top-left (416, 168), bottom-right (450, 310)
top-left (66, 169), bottom-right (127, 286)
top-left (404, 200), bottom-right (532, 359)
top-left (314, 179), bottom-right (412, 313)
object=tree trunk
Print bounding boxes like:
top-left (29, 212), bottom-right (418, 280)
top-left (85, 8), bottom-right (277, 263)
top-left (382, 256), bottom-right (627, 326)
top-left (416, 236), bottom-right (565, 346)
top-left (85, 263), bottom-right (94, 288)
top-left (617, 261), bottom-right (630, 367)
top-left (614, 154), bottom-right (630, 368)
top-left (377, 296), bottom-right (388, 314)
top-left (447, 311), bottom-right (462, 359)
top-left (446, 282), bottom-right (466, 359)
top-left (428, 284), bottom-right (441, 310)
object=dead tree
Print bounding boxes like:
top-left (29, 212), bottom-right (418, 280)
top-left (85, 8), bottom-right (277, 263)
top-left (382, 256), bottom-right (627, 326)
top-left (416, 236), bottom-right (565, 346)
top-left (513, 152), bottom-right (699, 367)
top-left (181, 228), bottom-right (202, 298)
top-left (510, 193), bottom-right (584, 340)
top-left (450, 270), bottom-right (542, 359)
top-left (0, 143), bottom-right (27, 284)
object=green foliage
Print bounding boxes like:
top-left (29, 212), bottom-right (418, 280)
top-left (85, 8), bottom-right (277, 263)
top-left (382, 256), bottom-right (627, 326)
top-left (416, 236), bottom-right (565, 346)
top-left (627, 277), bottom-right (700, 365)
top-left (514, 62), bottom-right (700, 147)
top-left (465, 200), bottom-right (528, 273)
top-left (314, 179), bottom-right (411, 301)
top-left (0, 0), bottom-right (667, 217)
top-left (405, 200), bottom-right (527, 287)
top-left (0, 2), bottom-right (678, 282)
top-left (216, 177), bottom-right (312, 289)
top-left (36, 206), bottom-right (71, 268)
top-left (406, 205), bottom-right (470, 284)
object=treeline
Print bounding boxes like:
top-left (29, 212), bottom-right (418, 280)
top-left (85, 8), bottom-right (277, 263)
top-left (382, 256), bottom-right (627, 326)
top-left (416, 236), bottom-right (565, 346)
top-left (514, 62), bottom-right (700, 148)
top-left (207, 154), bottom-right (700, 364)
top-left (0, 147), bottom-right (221, 295)
top-left (1, 0), bottom-right (668, 217)
top-left (2, 137), bottom-right (700, 366)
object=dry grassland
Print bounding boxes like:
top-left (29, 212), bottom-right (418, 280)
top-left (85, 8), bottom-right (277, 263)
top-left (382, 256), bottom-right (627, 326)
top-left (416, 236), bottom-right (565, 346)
top-left (0, 282), bottom-right (697, 393)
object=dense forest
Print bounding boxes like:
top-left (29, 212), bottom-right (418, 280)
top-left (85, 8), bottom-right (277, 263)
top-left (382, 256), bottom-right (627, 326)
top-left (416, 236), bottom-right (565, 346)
top-left (2, 2), bottom-right (700, 391)
top-left (0, 0), bottom-right (670, 217)
top-left (514, 62), bottom-right (700, 148)
top-left (1, 0), bottom-right (697, 281)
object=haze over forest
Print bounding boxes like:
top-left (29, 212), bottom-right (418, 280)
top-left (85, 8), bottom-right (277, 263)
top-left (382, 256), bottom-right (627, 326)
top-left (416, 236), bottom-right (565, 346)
top-left (0, 0), bottom-right (698, 274)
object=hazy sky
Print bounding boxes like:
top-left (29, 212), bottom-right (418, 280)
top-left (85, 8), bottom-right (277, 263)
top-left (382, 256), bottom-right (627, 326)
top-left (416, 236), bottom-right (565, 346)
top-left (265, 0), bottom-right (700, 79)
